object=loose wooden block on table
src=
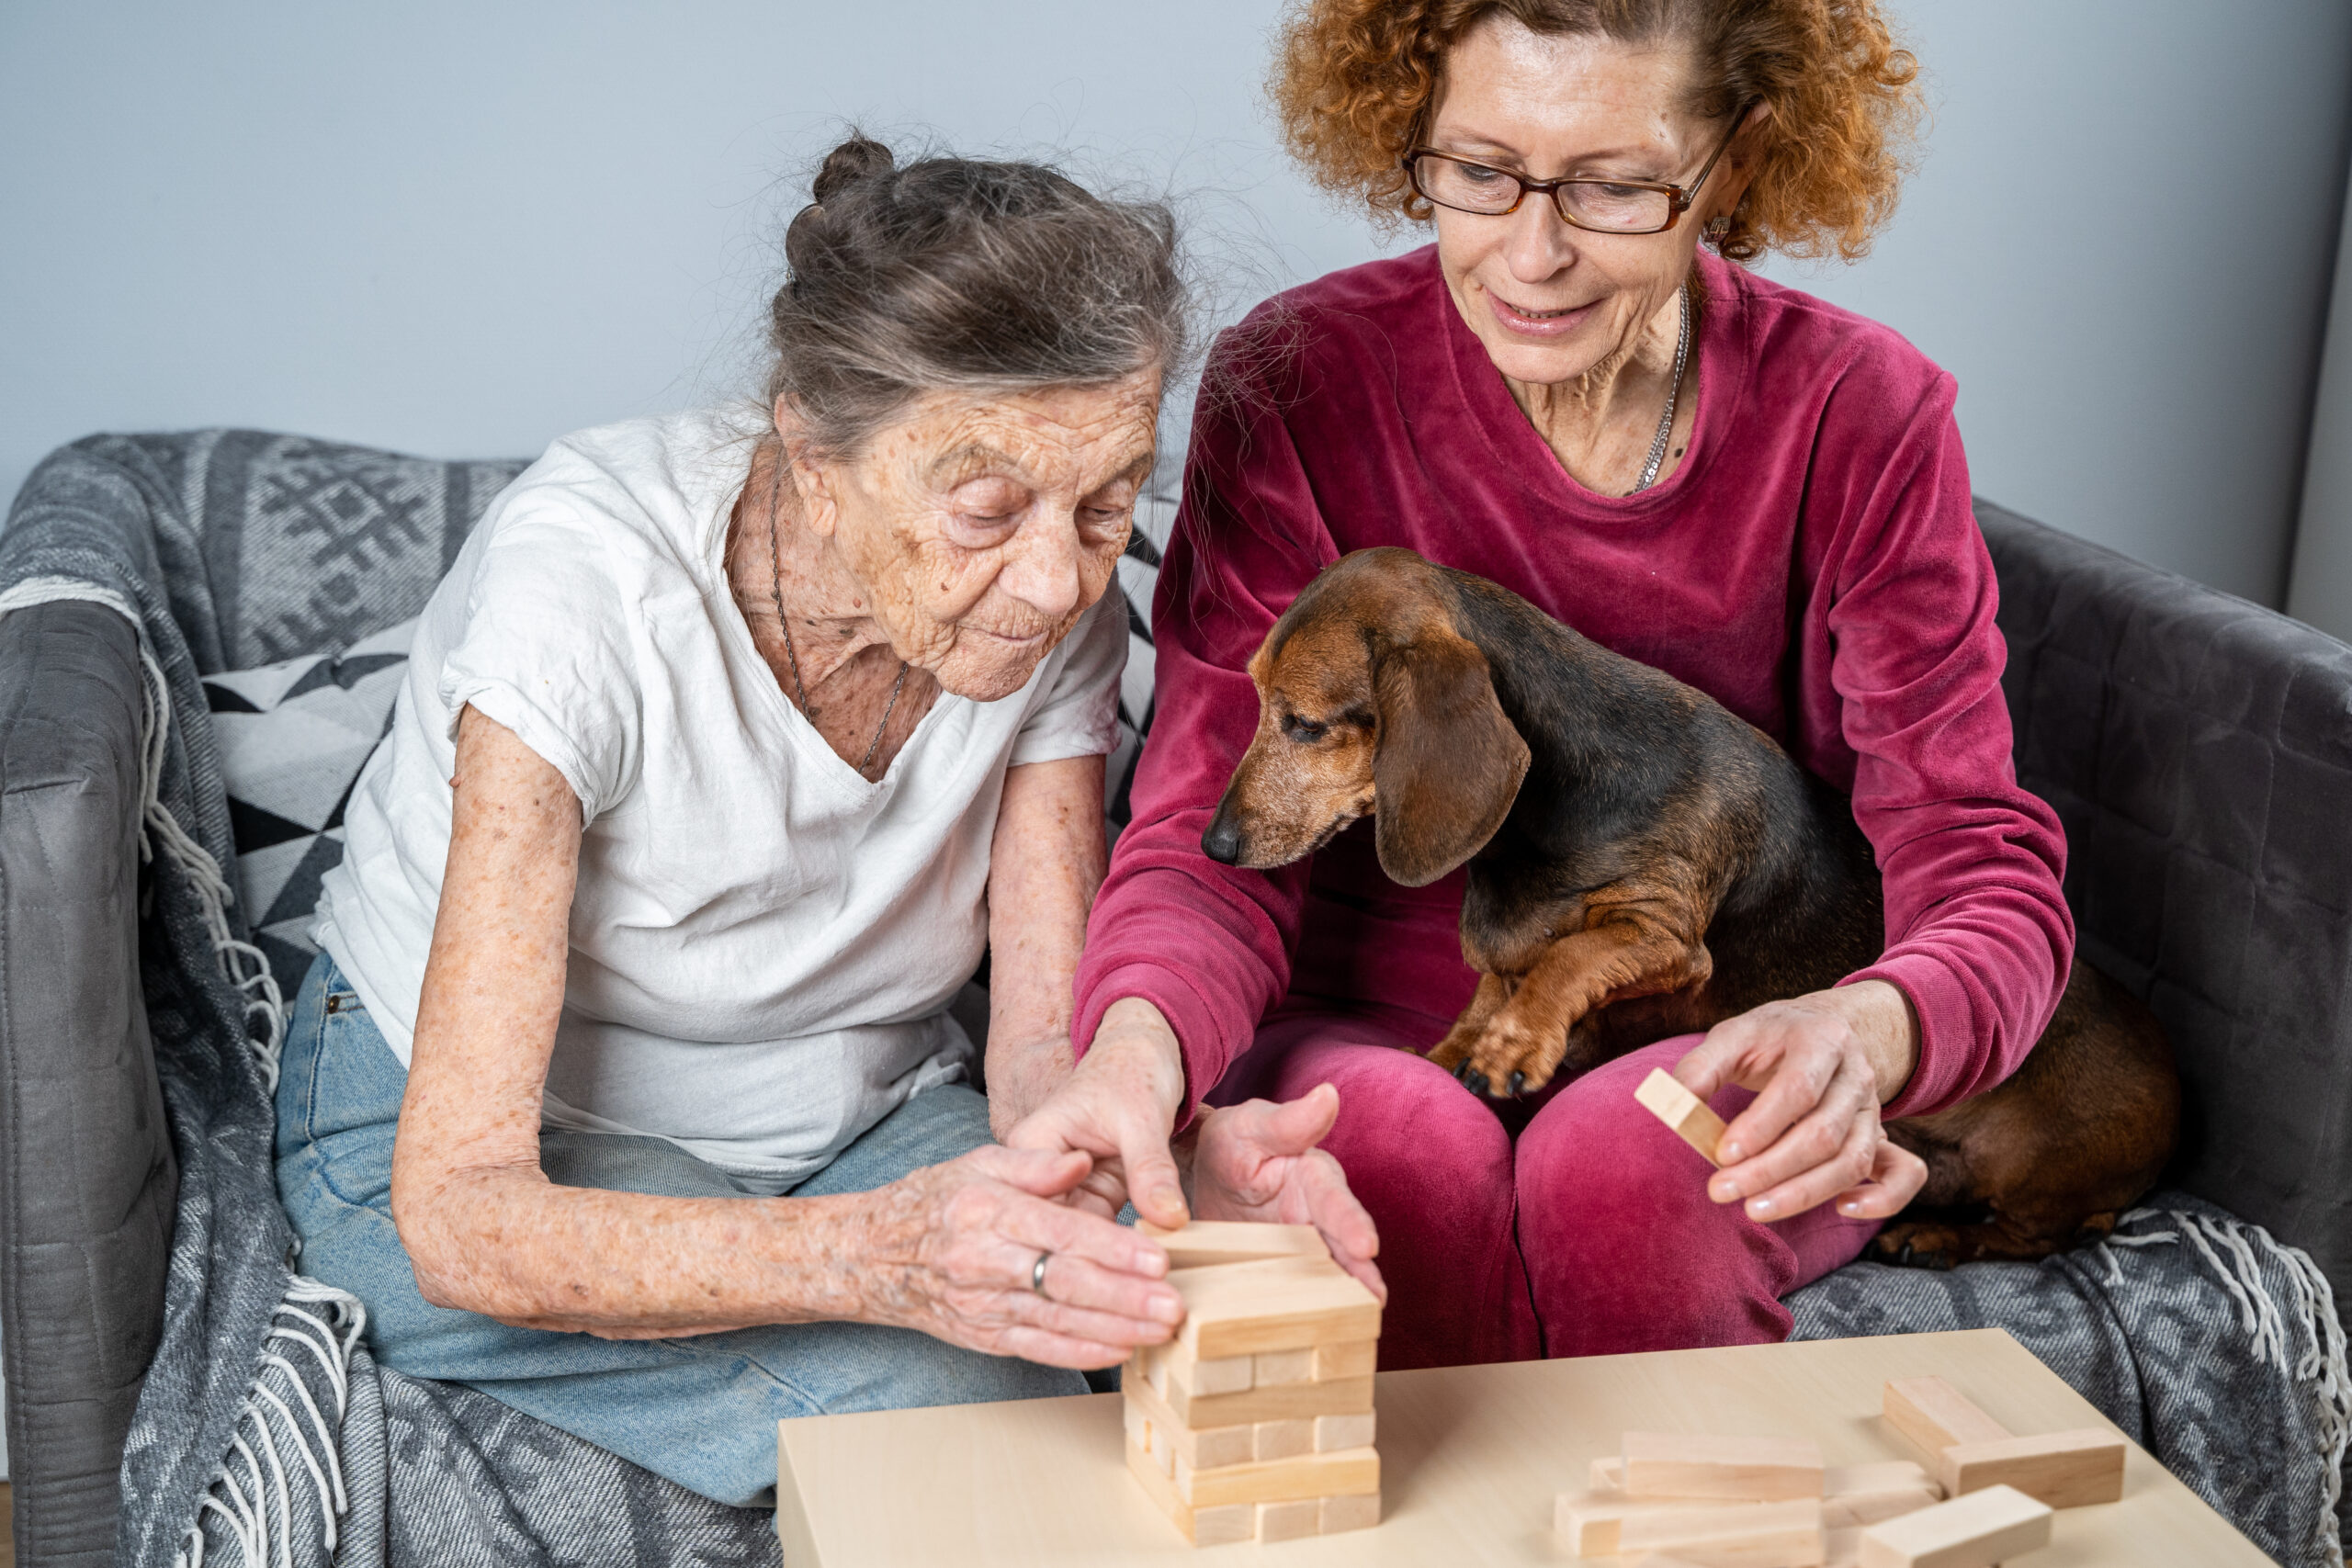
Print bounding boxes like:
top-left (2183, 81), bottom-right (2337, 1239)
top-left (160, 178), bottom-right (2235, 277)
top-left (1936, 1429), bottom-right (2124, 1509)
top-left (1883, 1375), bottom-right (2124, 1508)
top-left (1617, 1496), bottom-right (1824, 1562)
top-left (1623, 1431), bottom-right (1826, 1500)
top-left (1635, 1067), bottom-right (1729, 1165)
top-left (1881, 1377), bottom-right (2010, 1455)
top-left (1857, 1483), bottom-right (2051, 1568)
top-left (774, 1328), bottom-right (2268, 1565)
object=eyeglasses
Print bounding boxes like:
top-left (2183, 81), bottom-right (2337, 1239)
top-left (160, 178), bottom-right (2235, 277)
top-left (1401, 108), bottom-right (1750, 236)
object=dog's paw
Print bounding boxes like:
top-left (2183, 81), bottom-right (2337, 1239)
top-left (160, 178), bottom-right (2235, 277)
top-left (1871, 1222), bottom-right (1962, 1270)
top-left (1430, 1018), bottom-right (1564, 1100)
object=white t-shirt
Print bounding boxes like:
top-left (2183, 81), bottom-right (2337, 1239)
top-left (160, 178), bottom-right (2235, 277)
top-left (315, 408), bottom-right (1125, 1191)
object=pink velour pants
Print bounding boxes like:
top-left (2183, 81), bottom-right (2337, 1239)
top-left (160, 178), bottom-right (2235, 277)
top-left (1211, 1006), bottom-right (1883, 1371)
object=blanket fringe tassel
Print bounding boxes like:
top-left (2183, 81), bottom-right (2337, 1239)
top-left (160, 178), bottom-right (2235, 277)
top-left (2108, 1207), bottom-right (2352, 1565)
top-left (175, 1280), bottom-right (368, 1568)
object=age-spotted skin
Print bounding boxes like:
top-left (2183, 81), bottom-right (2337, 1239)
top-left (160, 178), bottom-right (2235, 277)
top-left (1204, 547), bottom-right (2178, 1266)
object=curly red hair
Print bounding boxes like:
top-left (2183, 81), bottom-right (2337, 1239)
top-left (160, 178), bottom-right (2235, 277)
top-left (1272, 0), bottom-right (1922, 263)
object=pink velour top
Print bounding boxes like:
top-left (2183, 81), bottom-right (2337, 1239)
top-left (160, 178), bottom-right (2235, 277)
top-left (1074, 246), bottom-right (2074, 1123)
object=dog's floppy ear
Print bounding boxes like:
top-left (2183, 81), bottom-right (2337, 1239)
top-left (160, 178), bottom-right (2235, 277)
top-left (1371, 630), bottom-right (1530, 887)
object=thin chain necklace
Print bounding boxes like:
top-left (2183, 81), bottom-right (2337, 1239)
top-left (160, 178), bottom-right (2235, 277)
top-left (763, 449), bottom-right (909, 778)
top-left (1631, 280), bottom-right (1692, 495)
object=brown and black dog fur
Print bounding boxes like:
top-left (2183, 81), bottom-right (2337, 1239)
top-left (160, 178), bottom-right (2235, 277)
top-left (1201, 547), bottom-right (2179, 1267)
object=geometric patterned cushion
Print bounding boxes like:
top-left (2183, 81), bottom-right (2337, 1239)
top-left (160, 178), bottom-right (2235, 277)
top-left (201, 617), bottom-right (415, 993)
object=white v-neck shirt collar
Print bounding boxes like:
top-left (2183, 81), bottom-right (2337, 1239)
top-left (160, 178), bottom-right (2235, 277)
top-left (316, 408), bottom-right (1125, 1190)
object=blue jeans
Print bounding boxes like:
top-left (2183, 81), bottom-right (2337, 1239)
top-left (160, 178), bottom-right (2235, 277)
top-left (274, 953), bottom-right (1084, 1507)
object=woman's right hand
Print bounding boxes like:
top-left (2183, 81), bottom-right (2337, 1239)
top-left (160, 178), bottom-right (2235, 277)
top-left (1002, 997), bottom-right (1193, 1227)
top-left (853, 1142), bottom-right (1184, 1368)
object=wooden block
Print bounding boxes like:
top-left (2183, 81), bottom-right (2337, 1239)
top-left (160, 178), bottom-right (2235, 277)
top-left (1168, 1255), bottom-right (1383, 1359)
top-left (1618, 1497), bottom-right (1826, 1566)
top-left (1124, 1376), bottom-right (1254, 1471)
top-left (1318, 1490), bottom-right (1381, 1535)
top-left (1821, 1461), bottom-right (1941, 1528)
top-left (1125, 1430), bottom-right (1253, 1545)
top-left (1253, 1418), bottom-right (1314, 1461)
top-left (1857, 1484), bottom-right (2052, 1568)
top-left (1137, 1219), bottom-right (1329, 1269)
top-left (1881, 1378), bottom-right (2010, 1458)
top-left (1174, 1445), bottom-right (1379, 1510)
top-left (1254, 1348), bottom-right (1314, 1386)
top-left (1315, 1411), bottom-right (1376, 1452)
top-left (1561, 1492), bottom-right (1838, 1559)
top-left (1823, 1485), bottom-right (1940, 1529)
top-left (1825, 1526), bottom-right (1862, 1568)
top-left (1623, 1432), bottom-right (1826, 1500)
top-left (1192, 1354), bottom-right (1253, 1395)
top-left (1601, 1456), bottom-right (1933, 1509)
top-left (1256, 1498), bottom-right (1321, 1541)
top-left (1193, 1422), bottom-right (1255, 1472)
top-left (1938, 1427), bottom-right (2124, 1508)
top-left (1554, 1488), bottom-right (1668, 1555)
top-left (1635, 1067), bottom-right (1728, 1165)
top-left (1166, 1371), bottom-right (1375, 1429)
top-left (1315, 1338), bottom-right (1377, 1381)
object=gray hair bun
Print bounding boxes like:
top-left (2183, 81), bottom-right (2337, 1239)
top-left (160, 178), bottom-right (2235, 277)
top-left (809, 134), bottom-right (896, 205)
top-left (767, 130), bottom-right (1190, 460)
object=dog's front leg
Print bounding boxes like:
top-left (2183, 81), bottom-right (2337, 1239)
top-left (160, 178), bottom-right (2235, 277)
top-left (1429, 973), bottom-right (1510, 1073)
top-left (1442, 912), bottom-right (1710, 1096)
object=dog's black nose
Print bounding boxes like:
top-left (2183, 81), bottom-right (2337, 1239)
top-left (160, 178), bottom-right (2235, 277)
top-left (1201, 816), bottom-right (1243, 864)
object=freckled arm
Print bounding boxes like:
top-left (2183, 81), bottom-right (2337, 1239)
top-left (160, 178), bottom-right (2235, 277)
top-left (983, 755), bottom-right (1109, 1138)
top-left (388, 708), bottom-right (1182, 1359)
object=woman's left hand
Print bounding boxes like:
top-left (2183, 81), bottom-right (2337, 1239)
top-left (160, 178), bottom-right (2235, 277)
top-left (1189, 1085), bottom-right (1385, 1303)
top-left (1671, 979), bottom-right (1928, 1224)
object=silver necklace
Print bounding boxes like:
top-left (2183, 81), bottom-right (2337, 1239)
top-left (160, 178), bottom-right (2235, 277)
top-left (763, 451), bottom-right (909, 778)
top-left (1632, 281), bottom-right (1692, 495)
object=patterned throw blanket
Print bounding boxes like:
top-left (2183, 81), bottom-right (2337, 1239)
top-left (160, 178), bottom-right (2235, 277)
top-left (2, 428), bottom-right (2345, 1567)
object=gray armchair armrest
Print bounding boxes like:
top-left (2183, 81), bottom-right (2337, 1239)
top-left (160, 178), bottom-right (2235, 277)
top-left (1983, 500), bottom-right (2352, 1301)
top-left (0, 598), bottom-right (175, 1568)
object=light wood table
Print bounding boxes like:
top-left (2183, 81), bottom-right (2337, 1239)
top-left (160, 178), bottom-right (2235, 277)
top-left (774, 1327), bottom-right (2270, 1565)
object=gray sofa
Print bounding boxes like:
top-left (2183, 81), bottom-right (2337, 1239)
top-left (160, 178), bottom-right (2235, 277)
top-left (3, 431), bottom-right (2350, 1563)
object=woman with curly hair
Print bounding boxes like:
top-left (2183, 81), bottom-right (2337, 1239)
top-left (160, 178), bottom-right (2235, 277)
top-left (1002, 0), bottom-right (2076, 1369)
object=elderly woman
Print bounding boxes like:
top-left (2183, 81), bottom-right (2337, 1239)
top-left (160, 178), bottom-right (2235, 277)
top-left (275, 136), bottom-right (1380, 1509)
top-left (1008, 0), bottom-right (2073, 1370)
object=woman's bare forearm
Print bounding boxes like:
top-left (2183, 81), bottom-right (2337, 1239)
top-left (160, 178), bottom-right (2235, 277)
top-left (399, 1163), bottom-right (895, 1336)
top-left (395, 707), bottom-right (884, 1334)
top-left (982, 755), bottom-right (1108, 1132)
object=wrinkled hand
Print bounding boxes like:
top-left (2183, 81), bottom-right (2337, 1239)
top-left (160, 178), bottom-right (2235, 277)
top-left (985, 1033), bottom-right (1078, 1145)
top-left (856, 1143), bottom-right (1182, 1369)
top-left (1673, 980), bottom-right (1928, 1224)
top-left (1190, 1084), bottom-right (1385, 1303)
top-left (1003, 998), bottom-right (1191, 1228)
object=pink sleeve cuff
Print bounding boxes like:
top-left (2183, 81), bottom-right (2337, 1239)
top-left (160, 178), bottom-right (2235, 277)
top-left (1072, 961), bottom-right (1219, 1133)
top-left (1847, 950), bottom-right (1984, 1121)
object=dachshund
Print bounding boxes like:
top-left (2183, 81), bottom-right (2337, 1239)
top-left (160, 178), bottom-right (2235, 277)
top-left (1199, 547), bottom-right (2179, 1267)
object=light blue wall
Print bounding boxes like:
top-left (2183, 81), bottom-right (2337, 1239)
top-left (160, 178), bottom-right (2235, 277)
top-left (5, 4), bottom-right (2348, 601)
top-left (3, 0), bottom-right (2349, 1480)
top-left (1760, 1), bottom-right (2352, 609)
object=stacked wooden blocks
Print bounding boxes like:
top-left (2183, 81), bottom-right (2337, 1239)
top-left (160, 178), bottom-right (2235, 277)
top-left (1121, 1222), bottom-right (1383, 1546)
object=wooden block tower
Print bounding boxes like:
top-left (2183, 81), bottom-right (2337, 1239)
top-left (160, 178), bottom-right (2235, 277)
top-left (1121, 1223), bottom-right (1384, 1546)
